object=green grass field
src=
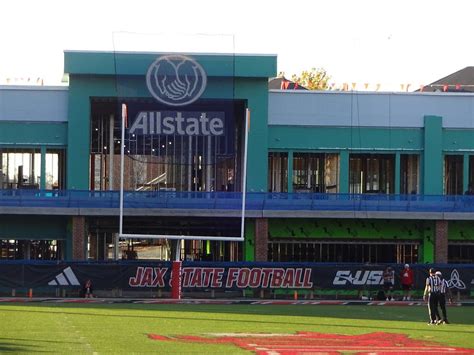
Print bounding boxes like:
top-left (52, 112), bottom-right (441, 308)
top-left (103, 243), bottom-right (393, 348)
top-left (0, 303), bottom-right (473, 354)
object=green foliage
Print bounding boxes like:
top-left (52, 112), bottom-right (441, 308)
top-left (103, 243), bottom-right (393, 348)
top-left (291, 68), bottom-right (331, 90)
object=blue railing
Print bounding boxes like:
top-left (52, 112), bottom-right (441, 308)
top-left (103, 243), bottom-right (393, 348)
top-left (1, 189), bottom-right (474, 212)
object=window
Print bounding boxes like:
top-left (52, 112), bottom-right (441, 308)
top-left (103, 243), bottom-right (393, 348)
top-left (268, 240), bottom-right (418, 263)
top-left (448, 243), bottom-right (474, 263)
top-left (89, 100), bottom-right (243, 193)
top-left (400, 154), bottom-right (419, 194)
top-left (444, 155), bottom-right (463, 195)
top-left (268, 152), bottom-right (288, 192)
top-left (0, 148), bottom-right (41, 189)
top-left (0, 240), bottom-right (62, 260)
top-left (292, 153), bottom-right (339, 193)
top-left (350, 154), bottom-right (395, 194)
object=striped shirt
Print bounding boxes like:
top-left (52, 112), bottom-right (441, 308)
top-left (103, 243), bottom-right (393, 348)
top-left (426, 275), bottom-right (442, 293)
top-left (440, 279), bottom-right (448, 294)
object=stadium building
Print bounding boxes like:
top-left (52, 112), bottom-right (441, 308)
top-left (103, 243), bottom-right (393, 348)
top-left (1, 50), bottom-right (474, 265)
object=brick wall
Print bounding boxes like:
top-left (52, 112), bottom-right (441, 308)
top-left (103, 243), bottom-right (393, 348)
top-left (72, 216), bottom-right (86, 260)
top-left (255, 218), bottom-right (268, 261)
top-left (434, 220), bottom-right (448, 263)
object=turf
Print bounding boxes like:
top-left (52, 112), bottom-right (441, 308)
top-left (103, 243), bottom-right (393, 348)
top-left (0, 303), bottom-right (473, 353)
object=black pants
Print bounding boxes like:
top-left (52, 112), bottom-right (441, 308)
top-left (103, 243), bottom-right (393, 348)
top-left (439, 294), bottom-right (448, 321)
top-left (428, 292), bottom-right (441, 322)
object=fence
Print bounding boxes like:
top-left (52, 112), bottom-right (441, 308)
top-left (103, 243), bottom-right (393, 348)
top-left (0, 261), bottom-right (472, 300)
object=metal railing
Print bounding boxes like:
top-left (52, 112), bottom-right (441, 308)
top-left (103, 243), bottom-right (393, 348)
top-left (1, 189), bottom-right (474, 212)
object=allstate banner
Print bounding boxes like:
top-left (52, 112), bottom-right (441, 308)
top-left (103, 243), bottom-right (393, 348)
top-left (0, 262), bottom-right (473, 292)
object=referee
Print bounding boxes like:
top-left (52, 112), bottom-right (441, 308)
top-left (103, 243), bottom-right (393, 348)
top-left (423, 268), bottom-right (442, 325)
top-left (435, 271), bottom-right (451, 324)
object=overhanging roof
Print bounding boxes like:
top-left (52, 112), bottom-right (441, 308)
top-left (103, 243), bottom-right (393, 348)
top-left (64, 51), bottom-right (277, 78)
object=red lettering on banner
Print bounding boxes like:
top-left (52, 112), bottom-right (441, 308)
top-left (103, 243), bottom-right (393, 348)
top-left (190, 268), bottom-right (203, 287)
top-left (261, 268), bottom-right (273, 288)
top-left (282, 269), bottom-right (295, 287)
top-left (271, 268), bottom-right (285, 288)
top-left (130, 267), bottom-right (169, 288)
top-left (249, 268), bottom-right (262, 288)
top-left (303, 268), bottom-right (313, 287)
top-left (294, 268), bottom-right (303, 287)
top-left (152, 268), bottom-right (167, 287)
top-left (237, 268), bottom-right (250, 288)
top-left (181, 268), bottom-right (193, 287)
top-left (129, 267), bottom-right (144, 287)
top-left (140, 267), bottom-right (153, 286)
top-left (212, 268), bottom-right (224, 287)
top-left (202, 268), bottom-right (214, 287)
top-left (226, 268), bottom-right (239, 288)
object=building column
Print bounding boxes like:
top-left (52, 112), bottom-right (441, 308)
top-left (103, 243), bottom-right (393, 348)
top-left (423, 116), bottom-right (443, 194)
top-left (395, 152), bottom-right (400, 194)
top-left (40, 146), bottom-right (46, 190)
top-left (287, 151), bottom-right (293, 193)
top-left (434, 220), bottom-right (448, 263)
top-left (72, 216), bottom-right (87, 260)
top-left (255, 218), bottom-right (268, 261)
top-left (463, 153), bottom-right (469, 193)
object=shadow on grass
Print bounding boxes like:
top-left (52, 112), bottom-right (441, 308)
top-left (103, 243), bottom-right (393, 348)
top-left (1, 306), bottom-right (473, 335)
top-left (0, 341), bottom-right (45, 353)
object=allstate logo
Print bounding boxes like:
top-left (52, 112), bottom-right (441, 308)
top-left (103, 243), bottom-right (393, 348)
top-left (146, 55), bottom-right (207, 107)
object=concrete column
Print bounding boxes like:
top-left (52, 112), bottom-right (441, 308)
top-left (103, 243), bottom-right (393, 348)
top-left (72, 216), bottom-right (87, 260)
top-left (463, 153), bottom-right (469, 193)
top-left (423, 116), bottom-right (443, 195)
top-left (395, 152), bottom-right (400, 194)
top-left (287, 151), bottom-right (293, 193)
top-left (40, 146), bottom-right (46, 190)
top-left (255, 218), bottom-right (268, 261)
top-left (434, 220), bottom-right (448, 263)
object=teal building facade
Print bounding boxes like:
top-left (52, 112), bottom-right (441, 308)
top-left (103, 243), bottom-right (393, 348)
top-left (1, 51), bottom-right (474, 264)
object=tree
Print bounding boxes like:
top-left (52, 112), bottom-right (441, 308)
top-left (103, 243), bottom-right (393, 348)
top-left (291, 68), bottom-right (331, 90)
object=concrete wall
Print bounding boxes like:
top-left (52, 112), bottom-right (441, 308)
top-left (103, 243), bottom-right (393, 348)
top-left (0, 86), bottom-right (68, 122)
top-left (269, 91), bottom-right (474, 128)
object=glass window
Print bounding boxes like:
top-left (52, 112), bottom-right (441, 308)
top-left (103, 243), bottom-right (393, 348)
top-left (268, 152), bottom-right (288, 192)
top-left (400, 154), bottom-right (419, 194)
top-left (45, 149), bottom-right (66, 190)
top-left (268, 240), bottom-right (418, 263)
top-left (444, 155), bottom-right (463, 195)
top-left (292, 153), bottom-right (339, 193)
top-left (89, 99), bottom-right (243, 193)
top-left (350, 154), bottom-right (395, 194)
top-left (448, 243), bottom-right (474, 263)
top-left (0, 148), bottom-right (41, 189)
top-left (0, 240), bottom-right (62, 260)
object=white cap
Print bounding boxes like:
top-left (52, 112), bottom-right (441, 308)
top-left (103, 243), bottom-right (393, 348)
top-left (404, 264), bottom-right (409, 268)
top-left (435, 271), bottom-right (442, 276)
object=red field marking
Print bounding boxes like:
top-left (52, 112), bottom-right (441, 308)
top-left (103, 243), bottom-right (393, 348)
top-left (148, 331), bottom-right (474, 354)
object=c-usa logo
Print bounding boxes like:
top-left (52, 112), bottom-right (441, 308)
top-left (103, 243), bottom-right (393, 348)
top-left (146, 55), bottom-right (207, 107)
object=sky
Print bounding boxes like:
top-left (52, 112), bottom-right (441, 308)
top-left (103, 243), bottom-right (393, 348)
top-left (1, 0), bottom-right (473, 90)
